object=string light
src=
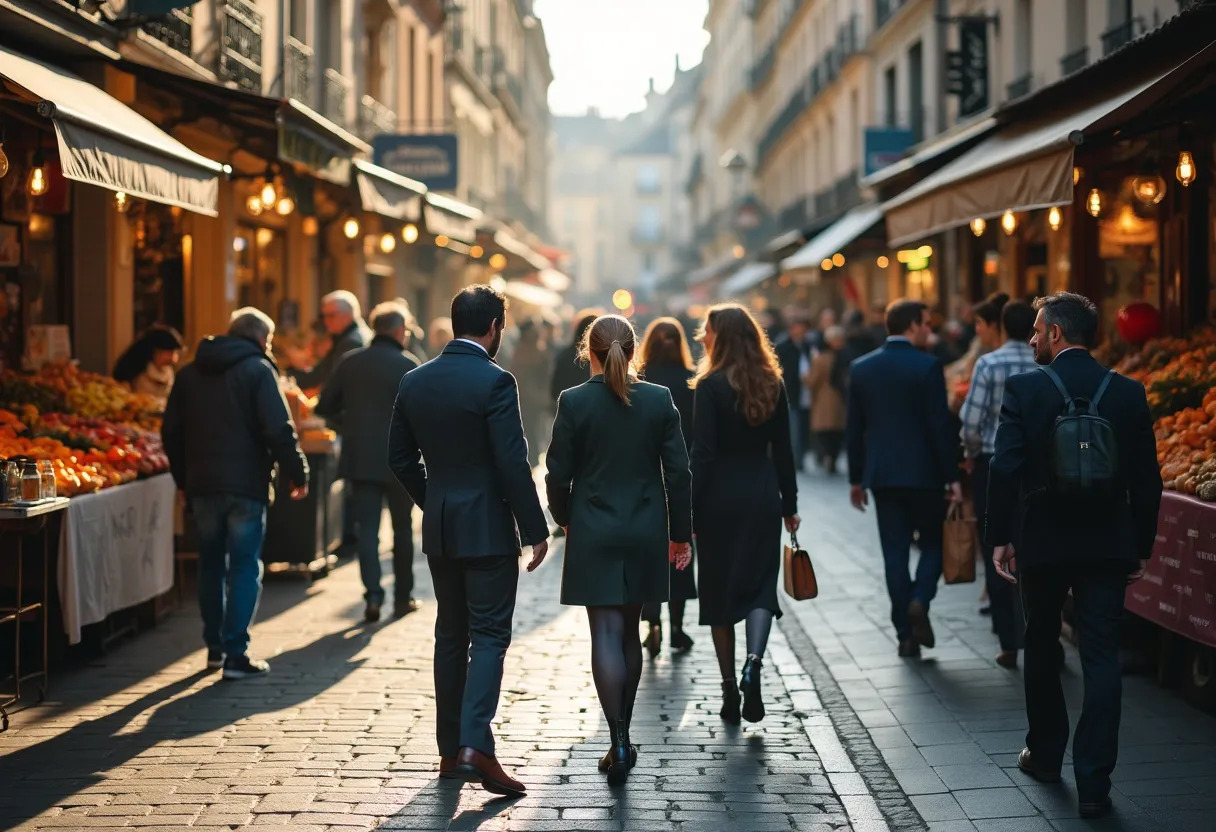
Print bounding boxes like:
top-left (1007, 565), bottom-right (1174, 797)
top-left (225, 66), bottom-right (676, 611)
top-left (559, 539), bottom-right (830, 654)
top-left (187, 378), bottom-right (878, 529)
top-left (275, 195), bottom-right (295, 216)
top-left (970, 218), bottom-right (986, 237)
top-left (831, 253), bottom-right (845, 267)
top-left (26, 151), bottom-right (47, 197)
top-left (435, 234), bottom-right (450, 248)
top-left (379, 233), bottom-right (396, 253)
top-left (1073, 166), bottom-right (1082, 186)
top-left (1048, 206), bottom-right (1062, 231)
top-left (876, 255), bottom-right (889, 268)
top-left (489, 252), bottom-right (507, 270)
top-left (114, 191), bottom-right (130, 213)
top-left (1086, 188), bottom-right (1103, 217)
top-left (0, 135), bottom-right (8, 179)
top-left (1176, 151), bottom-right (1196, 187)
top-left (401, 223), bottom-right (419, 244)
top-left (343, 217), bottom-right (360, 239)
top-left (917, 245), bottom-right (933, 258)
top-left (302, 216), bottom-right (319, 236)
top-left (1131, 175), bottom-right (1166, 205)
top-left (470, 244), bottom-right (484, 258)
top-left (246, 195), bottom-right (264, 216)
top-left (1000, 211), bottom-right (1017, 236)
top-left (260, 178), bottom-right (278, 206)
top-left (820, 258), bottom-right (833, 271)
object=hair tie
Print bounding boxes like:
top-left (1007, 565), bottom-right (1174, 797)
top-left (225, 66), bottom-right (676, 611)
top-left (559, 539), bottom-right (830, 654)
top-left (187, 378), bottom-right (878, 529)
top-left (611, 339), bottom-right (621, 348)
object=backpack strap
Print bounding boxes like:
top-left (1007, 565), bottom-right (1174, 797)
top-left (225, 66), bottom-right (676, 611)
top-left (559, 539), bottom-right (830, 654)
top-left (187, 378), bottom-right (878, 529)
top-left (1038, 366), bottom-right (1076, 412)
top-left (1090, 370), bottom-right (1116, 411)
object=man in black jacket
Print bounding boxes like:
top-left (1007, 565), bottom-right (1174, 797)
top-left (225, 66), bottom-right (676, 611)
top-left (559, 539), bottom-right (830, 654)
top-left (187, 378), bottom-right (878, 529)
top-left (287, 290), bottom-right (372, 390)
top-left (315, 302), bottom-right (421, 624)
top-left (388, 285), bottom-right (549, 797)
top-left (774, 313), bottom-right (812, 471)
top-left (163, 308), bottom-right (309, 680)
top-left (988, 292), bottom-right (1162, 818)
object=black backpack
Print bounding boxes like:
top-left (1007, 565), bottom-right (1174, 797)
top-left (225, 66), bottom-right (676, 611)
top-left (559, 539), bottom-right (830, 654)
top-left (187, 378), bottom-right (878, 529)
top-left (1039, 366), bottom-right (1119, 499)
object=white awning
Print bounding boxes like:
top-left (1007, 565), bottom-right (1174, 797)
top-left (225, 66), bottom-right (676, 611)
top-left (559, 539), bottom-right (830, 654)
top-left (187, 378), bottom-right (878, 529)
top-left (0, 45), bottom-right (223, 216)
top-left (423, 192), bottom-right (480, 243)
top-left (688, 255), bottom-right (740, 286)
top-left (502, 279), bottom-right (562, 308)
top-left (784, 205), bottom-right (884, 271)
top-left (494, 228), bottom-right (550, 271)
top-left (537, 268), bottom-right (571, 292)
top-left (720, 262), bottom-right (777, 297)
top-left (354, 159), bottom-right (424, 222)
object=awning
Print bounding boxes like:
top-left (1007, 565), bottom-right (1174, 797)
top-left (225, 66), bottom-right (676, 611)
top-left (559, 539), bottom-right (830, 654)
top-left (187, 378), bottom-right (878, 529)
top-left (688, 255), bottom-right (740, 286)
top-left (882, 71), bottom-right (1175, 246)
top-left (0, 45), bottom-right (223, 215)
top-left (423, 193), bottom-right (480, 243)
top-left (494, 228), bottom-right (551, 271)
top-left (354, 159), bottom-right (424, 222)
top-left (720, 262), bottom-right (777, 296)
top-left (861, 117), bottom-right (996, 189)
top-left (537, 268), bottom-right (571, 292)
top-left (784, 204), bottom-right (884, 270)
top-left (501, 279), bottom-right (562, 309)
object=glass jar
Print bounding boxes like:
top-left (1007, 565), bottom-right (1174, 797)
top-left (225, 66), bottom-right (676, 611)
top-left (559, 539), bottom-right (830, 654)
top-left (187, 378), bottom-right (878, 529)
top-left (37, 460), bottom-right (55, 500)
top-left (21, 461), bottom-right (41, 502)
top-left (5, 459), bottom-right (21, 503)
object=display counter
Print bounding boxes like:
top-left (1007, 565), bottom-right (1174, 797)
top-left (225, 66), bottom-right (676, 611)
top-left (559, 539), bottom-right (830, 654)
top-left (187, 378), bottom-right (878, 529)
top-left (262, 435), bottom-right (342, 577)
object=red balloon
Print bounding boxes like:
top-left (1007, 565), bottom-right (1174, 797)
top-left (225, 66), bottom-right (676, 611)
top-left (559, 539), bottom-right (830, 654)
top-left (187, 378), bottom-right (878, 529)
top-left (1116, 303), bottom-right (1162, 345)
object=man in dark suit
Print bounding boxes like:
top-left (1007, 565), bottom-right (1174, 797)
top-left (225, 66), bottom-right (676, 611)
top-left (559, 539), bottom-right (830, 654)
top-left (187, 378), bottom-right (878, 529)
top-left (388, 284), bottom-right (549, 798)
top-left (315, 301), bottom-right (421, 624)
top-left (987, 292), bottom-right (1162, 819)
top-left (847, 299), bottom-right (963, 658)
top-left (774, 313), bottom-right (813, 471)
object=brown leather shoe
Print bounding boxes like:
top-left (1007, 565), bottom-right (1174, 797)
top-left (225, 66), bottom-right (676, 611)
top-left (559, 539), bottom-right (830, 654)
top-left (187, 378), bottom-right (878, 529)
top-left (1017, 748), bottom-right (1061, 783)
top-left (453, 747), bottom-right (526, 797)
top-left (907, 600), bottom-right (936, 648)
top-left (995, 650), bottom-right (1019, 669)
top-left (438, 755), bottom-right (458, 779)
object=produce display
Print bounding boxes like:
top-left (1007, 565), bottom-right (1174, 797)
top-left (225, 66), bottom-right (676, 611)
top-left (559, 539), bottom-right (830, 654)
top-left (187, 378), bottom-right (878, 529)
top-left (0, 363), bottom-right (168, 497)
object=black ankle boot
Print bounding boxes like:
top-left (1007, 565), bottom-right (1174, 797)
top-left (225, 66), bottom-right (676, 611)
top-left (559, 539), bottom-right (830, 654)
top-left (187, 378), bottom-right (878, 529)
top-left (598, 715), bottom-right (638, 773)
top-left (740, 655), bottom-right (765, 723)
top-left (605, 717), bottom-right (631, 785)
top-left (720, 680), bottom-right (741, 724)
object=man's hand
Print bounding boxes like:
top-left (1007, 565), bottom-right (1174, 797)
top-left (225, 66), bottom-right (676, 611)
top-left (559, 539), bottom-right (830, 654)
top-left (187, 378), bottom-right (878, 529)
top-left (993, 543), bottom-right (1017, 584)
top-left (948, 481), bottom-right (964, 504)
top-left (850, 485), bottom-right (868, 512)
top-left (784, 515), bottom-right (801, 534)
top-left (669, 541), bottom-right (692, 571)
top-left (526, 540), bottom-right (549, 572)
top-left (289, 484), bottom-right (309, 500)
top-left (1127, 559), bottom-right (1150, 584)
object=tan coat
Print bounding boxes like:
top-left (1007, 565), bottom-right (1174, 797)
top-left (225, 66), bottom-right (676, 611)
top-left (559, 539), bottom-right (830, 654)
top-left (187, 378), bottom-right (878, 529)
top-left (806, 351), bottom-right (846, 432)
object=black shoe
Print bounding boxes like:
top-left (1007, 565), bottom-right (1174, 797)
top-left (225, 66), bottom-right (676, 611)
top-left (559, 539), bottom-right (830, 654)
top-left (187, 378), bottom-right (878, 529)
top-left (670, 631), bottom-right (694, 653)
top-left (720, 681), bottom-right (741, 724)
top-left (1078, 795), bottom-right (1113, 819)
top-left (393, 597), bottom-right (421, 618)
top-left (898, 640), bottom-right (921, 658)
top-left (365, 603), bottom-right (382, 623)
top-left (1016, 748), bottom-right (1061, 783)
top-left (222, 655), bottom-right (270, 680)
top-left (740, 655), bottom-right (765, 723)
top-left (597, 744), bottom-right (637, 772)
top-left (979, 605), bottom-right (992, 616)
top-left (605, 717), bottom-right (631, 786)
top-left (206, 648), bottom-right (224, 670)
top-left (644, 624), bottom-right (662, 659)
top-left (908, 600), bottom-right (936, 648)
top-left (996, 650), bottom-right (1019, 669)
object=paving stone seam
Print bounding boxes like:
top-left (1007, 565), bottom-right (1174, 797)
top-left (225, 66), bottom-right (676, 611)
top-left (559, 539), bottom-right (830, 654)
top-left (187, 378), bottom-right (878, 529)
top-left (778, 597), bottom-right (928, 832)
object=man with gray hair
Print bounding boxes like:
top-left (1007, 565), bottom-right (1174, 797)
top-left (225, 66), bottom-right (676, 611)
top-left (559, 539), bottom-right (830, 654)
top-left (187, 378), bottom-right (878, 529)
top-left (287, 289), bottom-right (372, 390)
top-left (315, 301), bottom-right (422, 621)
top-left (163, 306), bottom-right (310, 679)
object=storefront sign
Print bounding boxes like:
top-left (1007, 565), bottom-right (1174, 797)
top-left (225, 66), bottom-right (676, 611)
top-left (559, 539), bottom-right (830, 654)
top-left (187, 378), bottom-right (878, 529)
top-left (863, 128), bottom-right (915, 176)
top-left (373, 135), bottom-right (459, 191)
top-left (946, 18), bottom-right (990, 118)
top-left (278, 121), bottom-right (351, 186)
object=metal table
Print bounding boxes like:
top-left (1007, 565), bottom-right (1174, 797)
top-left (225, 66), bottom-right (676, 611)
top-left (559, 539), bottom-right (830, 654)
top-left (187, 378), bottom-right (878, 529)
top-left (0, 498), bottom-right (69, 731)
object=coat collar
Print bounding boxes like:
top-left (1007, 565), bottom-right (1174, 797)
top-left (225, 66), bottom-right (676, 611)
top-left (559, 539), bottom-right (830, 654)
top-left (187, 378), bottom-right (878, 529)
top-left (1050, 347), bottom-right (1095, 366)
top-left (442, 339), bottom-right (494, 362)
top-left (370, 334), bottom-right (406, 351)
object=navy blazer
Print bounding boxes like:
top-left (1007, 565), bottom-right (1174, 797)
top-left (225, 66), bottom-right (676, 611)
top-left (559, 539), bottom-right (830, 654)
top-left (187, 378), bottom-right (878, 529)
top-left (846, 339), bottom-right (958, 491)
top-left (985, 349), bottom-right (1162, 569)
top-left (388, 340), bottom-right (548, 559)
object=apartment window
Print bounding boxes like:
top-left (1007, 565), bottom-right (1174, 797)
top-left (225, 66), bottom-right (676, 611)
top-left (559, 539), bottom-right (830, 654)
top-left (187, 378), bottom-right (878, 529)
top-left (907, 42), bottom-right (924, 142)
top-left (636, 165), bottom-right (661, 194)
top-left (642, 252), bottom-right (656, 273)
top-left (323, 0), bottom-right (342, 71)
top-left (1062, 0), bottom-right (1088, 75)
top-left (1107, 0), bottom-right (1130, 25)
top-left (290, 0), bottom-right (307, 40)
top-left (405, 27), bottom-right (416, 126)
top-left (883, 66), bottom-right (897, 127)
top-left (637, 205), bottom-right (662, 241)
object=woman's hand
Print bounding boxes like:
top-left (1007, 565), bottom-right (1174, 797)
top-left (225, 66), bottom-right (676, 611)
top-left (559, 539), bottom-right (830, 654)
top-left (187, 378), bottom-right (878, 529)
top-left (669, 541), bottom-right (692, 571)
top-left (784, 515), bottom-right (801, 534)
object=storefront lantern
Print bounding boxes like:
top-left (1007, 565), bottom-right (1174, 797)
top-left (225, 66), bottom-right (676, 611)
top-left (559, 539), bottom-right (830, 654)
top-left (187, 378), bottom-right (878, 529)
top-left (114, 191), bottom-right (131, 213)
top-left (1116, 302), bottom-right (1162, 345)
top-left (0, 133), bottom-right (8, 179)
top-left (26, 150), bottom-right (47, 197)
top-left (379, 233), bottom-right (396, 253)
top-left (275, 194), bottom-right (295, 216)
top-left (401, 223), bottom-right (419, 244)
top-left (876, 255), bottom-right (889, 268)
top-left (1048, 206), bottom-right (1062, 231)
top-left (488, 252), bottom-right (507, 270)
top-left (831, 253), bottom-right (845, 267)
top-left (1131, 175), bottom-right (1167, 205)
top-left (1000, 211), bottom-right (1017, 236)
top-left (1073, 166), bottom-right (1082, 186)
top-left (1176, 151), bottom-right (1197, 187)
top-left (260, 178), bottom-right (278, 207)
top-left (342, 217), bottom-right (360, 239)
top-left (1086, 188), bottom-right (1104, 217)
top-left (970, 217), bottom-right (986, 236)
top-left (470, 244), bottom-right (484, 259)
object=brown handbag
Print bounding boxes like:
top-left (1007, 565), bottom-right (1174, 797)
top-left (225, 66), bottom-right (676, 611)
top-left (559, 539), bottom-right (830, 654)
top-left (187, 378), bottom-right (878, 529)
top-left (783, 532), bottom-right (819, 601)
top-left (943, 501), bottom-right (978, 584)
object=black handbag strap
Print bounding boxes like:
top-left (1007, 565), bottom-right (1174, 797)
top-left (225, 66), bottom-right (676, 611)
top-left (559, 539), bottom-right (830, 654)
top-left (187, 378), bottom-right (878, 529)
top-left (790, 531), bottom-right (801, 550)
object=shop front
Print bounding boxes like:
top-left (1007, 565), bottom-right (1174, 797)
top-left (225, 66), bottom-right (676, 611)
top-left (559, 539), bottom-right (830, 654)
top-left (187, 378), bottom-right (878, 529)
top-left (781, 203), bottom-right (887, 315)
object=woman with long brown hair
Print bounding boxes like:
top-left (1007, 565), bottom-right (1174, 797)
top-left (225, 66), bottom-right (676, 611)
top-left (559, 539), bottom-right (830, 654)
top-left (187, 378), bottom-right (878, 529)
top-left (692, 303), bottom-right (800, 724)
top-left (637, 317), bottom-right (698, 657)
top-left (546, 314), bottom-right (693, 785)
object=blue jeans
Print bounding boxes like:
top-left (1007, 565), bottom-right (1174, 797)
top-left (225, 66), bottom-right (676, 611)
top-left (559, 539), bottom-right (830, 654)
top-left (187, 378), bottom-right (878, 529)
top-left (192, 494), bottom-right (268, 657)
top-left (873, 488), bottom-right (945, 641)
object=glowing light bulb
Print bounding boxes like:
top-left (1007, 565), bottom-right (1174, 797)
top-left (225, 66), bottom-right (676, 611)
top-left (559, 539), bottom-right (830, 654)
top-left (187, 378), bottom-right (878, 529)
top-left (275, 195), bottom-right (295, 216)
top-left (1176, 151), bottom-right (1196, 187)
top-left (917, 245), bottom-right (933, 258)
top-left (27, 160), bottom-right (47, 197)
top-left (832, 253), bottom-right (845, 267)
top-left (1086, 188), bottom-right (1103, 217)
top-left (489, 252), bottom-right (507, 270)
top-left (1073, 166), bottom-right (1082, 186)
top-left (1000, 211), bottom-right (1017, 236)
top-left (470, 244), bottom-right (484, 259)
top-left (343, 217), bottom-right (360, 239)
top-left (260, 180), bottom-right (278, 206)
top-left (876, 255), bottom-right (889, 268)
top-left (402, 223), bottom-right (419, 244)
top-left (379, 233), bottom-right (396, 253)
top-left (1048, 206), bottom-right (1062, 231)
top-left (970, 218), bottom-right (986, 237)
top-left (435, 235), bottom-right (450, 248)
top-left (0, 143), bottom-right (9, 179)
top-left (246, 195), bottom-right (264, 216)
top-left (612, 289), bottom-right (633, 311)
top-left (302, 216), bottom-right (319, 236)
top-left (114, 191), bottom-right (130, 213)
top-left (820, 258), bottom-right (833, 271)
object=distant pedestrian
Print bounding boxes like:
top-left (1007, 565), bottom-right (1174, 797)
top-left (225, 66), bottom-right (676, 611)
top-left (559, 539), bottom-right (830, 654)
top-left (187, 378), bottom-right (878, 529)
top-left (550, 308), bottom-right (603, 403)
top-left (637, 317), bottom-right (698, 658)
top-left (287, 290), bottom-right (372, 390)
top-left (388, 285), bottom-right (549, 798)
top-left (846, 299), bottom-right (962, 659)
top-left (162, 308), bottom-right (309, 680)
top-left (830, 309), bottom-right (880, 393)
top-left (428, 316), bottom-right (454, 356)
top-left (545, 315), bottom-right (692, 785)
top-left (691, 304), bottom-right (799, 725)
top-left (773, 313), bottom-right (813, 471)
top-left (959, 298), bottom-right (1036, 668)
top-left (113, 324), bottom-right (184, 403)
top-left (987, 292), bottom-right (1162, 819)
top-left (806, 324), bottom-right (846, 474)
top-left (509, 318), bottom-right (554, 467)
top-left (314, 301), bottom-right (421, 623)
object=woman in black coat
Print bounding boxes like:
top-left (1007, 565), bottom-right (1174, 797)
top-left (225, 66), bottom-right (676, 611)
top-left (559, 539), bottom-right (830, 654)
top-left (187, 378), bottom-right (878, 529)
top-left (692, 304), bottom-right (800, 725)
top-left (546, 314), bottom-right (693, 785)
top-left (637, 317), bottom-right (697, 658)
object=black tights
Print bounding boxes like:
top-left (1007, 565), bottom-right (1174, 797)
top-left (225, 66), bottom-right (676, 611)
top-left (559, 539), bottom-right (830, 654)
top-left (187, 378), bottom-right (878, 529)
top-left (710, 608), bottom-right (775, 681)
top-left (586, 605), bottom-right (644, 721)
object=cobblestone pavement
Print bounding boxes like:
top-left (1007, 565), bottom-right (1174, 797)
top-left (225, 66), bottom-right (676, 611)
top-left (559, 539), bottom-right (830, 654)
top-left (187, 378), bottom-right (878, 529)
top-left (788, 467), bottom-right (1216, 832)
top-left (0, 507), bottom-right (859, 831)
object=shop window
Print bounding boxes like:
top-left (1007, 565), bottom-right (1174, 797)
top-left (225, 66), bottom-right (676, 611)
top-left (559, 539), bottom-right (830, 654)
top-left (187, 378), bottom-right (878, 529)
top-left (132, 204), bottom-right (185, 337)
top-left (234, 225), bottom-right (286, 320)
top-left (1098, 197), bottom-right (1160, 336)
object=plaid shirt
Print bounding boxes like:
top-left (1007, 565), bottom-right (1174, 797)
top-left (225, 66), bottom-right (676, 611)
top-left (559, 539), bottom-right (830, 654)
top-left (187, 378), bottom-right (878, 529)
top-left (959, 340), bottom-right (1038, 458)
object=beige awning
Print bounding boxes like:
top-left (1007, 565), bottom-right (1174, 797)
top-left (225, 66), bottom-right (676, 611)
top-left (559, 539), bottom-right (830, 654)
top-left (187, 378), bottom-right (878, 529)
top-left (784, 204), bottom-right (884, 270)
top-left (494, 228), bottom-right (551, 271)
top-left (423, 192), bottom-right (480, 243)
top-left (0, 45), bottom-right (223, 216)
top-left (354, 159), bottom-right (424, 222)
top-left (537, 268), bottom-right (571, 292)
top-left (501, 279), bottom-right (562, 309)
top-left (883, 71), bottom-right (1174, 246)
top-left (721, 262), bottom-right (777, 296)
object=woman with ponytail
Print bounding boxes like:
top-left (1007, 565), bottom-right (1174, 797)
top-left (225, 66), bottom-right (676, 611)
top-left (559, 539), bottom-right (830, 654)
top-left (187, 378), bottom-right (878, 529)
top-left (545, 314), bottom-right (693, 786)
top-left (691, 303), bottom-right (799, 725)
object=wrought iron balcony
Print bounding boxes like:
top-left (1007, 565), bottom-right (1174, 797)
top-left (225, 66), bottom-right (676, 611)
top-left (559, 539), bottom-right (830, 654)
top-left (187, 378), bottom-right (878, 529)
top-left (750, 41), bottom-right (776, 90)
top-left (218, 0), bottom-right (262, 92)
top-left (1006, 73), bottom-right (1033, 101)
top-left (323, 68), bottom-right (352, 128)
top-left (1060, 46), bottom-right (1088, 77)
top-left (1101, 19), bottom-right (1141, 56)
top-left (834, 170), bottom-right (860, 214)
top-left (359, 95), bottom-right (396, 140)
top-left (143, 7), bottom-right (192, 58)
top-left (875, 0), bottom-right (907, 31)
top-left (285, 37), bottom-right (313, 105)
top-left (777, 196), bottom-right (810, 234)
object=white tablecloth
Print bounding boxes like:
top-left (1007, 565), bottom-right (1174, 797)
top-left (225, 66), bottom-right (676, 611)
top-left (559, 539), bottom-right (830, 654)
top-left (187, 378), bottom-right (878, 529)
top-left (58, 474), bottom-right (176, 644)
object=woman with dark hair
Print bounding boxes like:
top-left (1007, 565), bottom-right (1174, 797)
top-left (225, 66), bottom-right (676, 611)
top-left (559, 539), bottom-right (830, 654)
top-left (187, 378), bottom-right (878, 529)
top-left (637, 317), bottom-right (697, 657)
top-left (113, 324), bottom-right (185, 401)
top-left (546, 314), bottom-right (693, 785)
top-left (692, 304), bottom-right (799, 724)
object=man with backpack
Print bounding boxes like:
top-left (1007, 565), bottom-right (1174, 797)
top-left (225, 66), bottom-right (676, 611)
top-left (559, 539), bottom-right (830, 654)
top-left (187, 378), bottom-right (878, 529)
top-left (987, 292), bottom-right (1162, 819)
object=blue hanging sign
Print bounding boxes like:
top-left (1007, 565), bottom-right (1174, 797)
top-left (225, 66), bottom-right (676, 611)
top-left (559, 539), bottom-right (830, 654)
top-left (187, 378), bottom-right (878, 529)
top-left (373, 135), bottom-right (459, 192)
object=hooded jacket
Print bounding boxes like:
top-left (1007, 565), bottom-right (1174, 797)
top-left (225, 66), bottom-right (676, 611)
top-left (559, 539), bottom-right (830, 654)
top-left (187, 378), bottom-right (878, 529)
top-left (162, 335), bottom-right (309, 503)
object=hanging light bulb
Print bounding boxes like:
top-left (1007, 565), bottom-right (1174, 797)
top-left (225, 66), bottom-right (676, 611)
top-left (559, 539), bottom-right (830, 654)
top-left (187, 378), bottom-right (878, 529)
top-left (488, 252), bottom-right (507, 270)
top-left (832, 253), bottom-right (845, 267)
top-left (246, 195), bottom-right (264, 216)
top-left (1176, 151), bottom-right (1196, 187)
top-left (26, 151), bottom-right (47, 197)
top-left (1086, 188), bottom-right (1103, 217)
top-left (876, 255), bottom-right (889, 268)
top-left (342, 217), bottom-right (360, 239)
top-left (0, 140), bottom-right (9, 180)
top-left (114, 191), bottom-right (131, 213)
top-left (970, 217), bottom-right (986, 237)
top-left (379, 233), bottom-right (397, 253)
top-left (402, 223), bottom-right (419, 244)
top-left (1048, 206), bottom-right (1062, 231)
top-left (1131, 175), bottom-right (1167, 205)
top-left (260, 178), bottom-right (278, 206)
top-left (275, 194), bottom-right (295, 216)
top-left (469, 244), bottom-right (484, 259)
top-left (302, 216), bottom-right (319, 236)
top-left (1000, 211), bottom-right (1017, 236)
top-left (1073, 166), bottom-right (1082, 186)
top-left (435, 235), bottom-right (450, 248)
top-left (820, 258), bottom-right (833, 271)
